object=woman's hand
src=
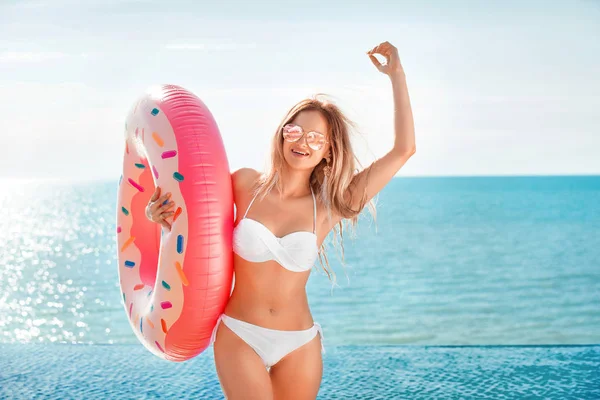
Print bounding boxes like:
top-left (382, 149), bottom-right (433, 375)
top-left (145, 186), bottom-right (175, 231)
top-left (367, 41), bottom-right (404, 79)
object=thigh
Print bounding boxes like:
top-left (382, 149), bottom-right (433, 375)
top-left (269, 333), bottom-right (323, 400)
top-left (213, 322), bottom-right (274, 400)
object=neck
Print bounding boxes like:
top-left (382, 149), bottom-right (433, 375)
top-left (278, 165), bottom-right (312, 199)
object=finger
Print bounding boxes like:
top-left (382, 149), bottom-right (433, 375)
top-left (367, 44), bottom-right (381, 54)
top-left (150, 186), bottom-right (161, 202)
top-left (150, 199), bottom-right (162, 213)
top-left (368, 42), bottom-right (391, 55)
top-left (152, 204), bottom-right (170, 219)
top-left (383, 41), bottom-right (397, 50)
top-left (377, 43), bottom-right (392, 55)
top-left (368, 54), bottom-right (383, 71)
top-left (158, 201), bottom-right (174, 213)
top-left (161, 211), bottom-right (175, 218)
top-left (155, 192), bottom-right (171, 207)
top-left (367, 42), bottom-right (383, 53)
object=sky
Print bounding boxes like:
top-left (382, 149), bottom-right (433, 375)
top-left (1, 0), bottom-right (599, 181)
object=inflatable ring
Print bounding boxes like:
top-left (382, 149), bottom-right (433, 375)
top-left (116, 84), bottom-right (234, 362)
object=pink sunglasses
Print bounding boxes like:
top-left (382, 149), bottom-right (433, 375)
top-left (282, 124), bottom-right (329, 151)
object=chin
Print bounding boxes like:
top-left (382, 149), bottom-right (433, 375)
top-left (283, 154), bottom-right (316, 171)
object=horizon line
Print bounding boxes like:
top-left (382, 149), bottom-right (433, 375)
top-left (1, 173), bottom-right (599, 184)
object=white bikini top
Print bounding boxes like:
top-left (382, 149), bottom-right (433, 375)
top-left (233, 187), bottom-right (319, 272)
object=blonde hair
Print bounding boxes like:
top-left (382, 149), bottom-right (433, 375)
top-left (251, 94), bottom-right (377, 284)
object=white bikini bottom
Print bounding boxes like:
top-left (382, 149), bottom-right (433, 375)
top-left (210, 314), bottom-right (325, 369)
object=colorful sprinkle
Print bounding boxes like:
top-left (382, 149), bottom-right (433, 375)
top-left (175, 261), bottom-right (189, 286)
top-left (119, 175), bottom-right (122, 185)
top-left (177, 235), bottom-right (184, 254)
top-left (148, 289), bottom-right (153, 297)
top-left (121, 236), bottom-right (135, 252)
top-left (173, 172), bottom-right (184, 182)
top-left (161, 301), bottom-right (172, 309)
top-left (161, 281), bottom-right (171, 291)
top-left (155, 341), bottom-right (164, 353)
top-left (135, 163), bottom-right (145, 169)
top-left (140, 317), bottom-right (143, 333)
top-left (151, 108), bottom-right (159, 116)
top-left (126, 142), bottom-right (129, 154)
top-left (146, 318), bottom-right (155, 329)
top-left (128, 178), bottom-right (144, 192)
top-left (152, 165), bottom-right (159, 179)
top-left (129, 303), bottom-right (133, 317)
top-left (161, 319), bottom-right (168, 334)
top-left (117, 226), bottom-right (122, 234)
top-left (124, 260), bottom-right (135, 268)
top-left (135, 127), bottom-right (139, 137)
top-left (150, 304), bottom-right (154, 312)
top-left (152, 132), bottom-right (164, 147)
top-left (133, 283), bottom-right (145, 291)
top-left (162, 150), bottom-right (177, 159)
top-left (173, 207), bottom-right (182, 222)
top-left (162, 199), bottom-right (169, 206)
top-left (121, 206), bottom-right (129, 216)
top-left (122, 292), bottom-right (125, 303)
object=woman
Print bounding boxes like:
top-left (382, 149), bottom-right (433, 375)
top-left (146, 41), bottom-right (415, 399)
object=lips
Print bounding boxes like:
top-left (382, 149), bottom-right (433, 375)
top-left (291, 148), bottom-right (310, 157)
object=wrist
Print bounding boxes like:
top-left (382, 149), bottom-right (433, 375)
top-left (388, 70), bottom-right (406, 83)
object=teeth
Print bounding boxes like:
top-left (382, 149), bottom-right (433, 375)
top-left (292, 149), bottom-right (308, 156)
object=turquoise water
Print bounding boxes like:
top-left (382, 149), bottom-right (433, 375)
top-left (1, 344), bottom-right (599, 399)
top-left (0, 176), bottom-right (599, 398)
top-left (0, 176), bottom-right (598, 346)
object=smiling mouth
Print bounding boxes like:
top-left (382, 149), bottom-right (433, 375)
top-left (291, 149), bottom-right (310, 156)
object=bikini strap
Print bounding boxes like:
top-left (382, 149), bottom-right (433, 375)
top-left (243, 191), bottom-right (259, 219)
top-left (314, 322), bottom-right (325, 354)
top-left (310, 186), bottom-right (317, 234)
top-left (245, 187), bottom-right (316, 232)
top-left (209, 314), bottom-right (224, 347)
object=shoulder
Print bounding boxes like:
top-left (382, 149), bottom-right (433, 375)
top-left (232, 167), bottom-right (262, 193)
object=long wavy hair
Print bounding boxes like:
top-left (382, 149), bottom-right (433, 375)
top-left (250, 94), bottom-right (377, 284)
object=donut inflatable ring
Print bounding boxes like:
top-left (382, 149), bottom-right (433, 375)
top-left (116, 84), bottom-right (233, 362)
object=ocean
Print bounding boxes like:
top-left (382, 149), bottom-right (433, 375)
top-left (1, 175), bottom-right (599, 398)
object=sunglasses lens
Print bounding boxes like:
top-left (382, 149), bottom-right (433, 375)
top-left (307, 132), bottom-right (326, 150)
top-left (283, 125), bottom-right (327, 150)
top-left (283, 124), bottom-right (303, 142)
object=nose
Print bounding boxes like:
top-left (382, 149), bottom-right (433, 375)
top-left (298, 133), bottom-right (310, 148)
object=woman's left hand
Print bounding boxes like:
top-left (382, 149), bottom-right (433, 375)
top-left (367, 41), bottom-right (404, 78)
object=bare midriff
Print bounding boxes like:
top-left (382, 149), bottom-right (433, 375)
top-left (223, 253), bottom-right (316, 331)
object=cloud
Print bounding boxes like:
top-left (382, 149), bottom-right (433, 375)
top-left (0, 51), bottom-right (92, 63)
top-left (0, 51), bottom-right (65, 63)
top-left (164, 43), bottom-right (257, 51)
